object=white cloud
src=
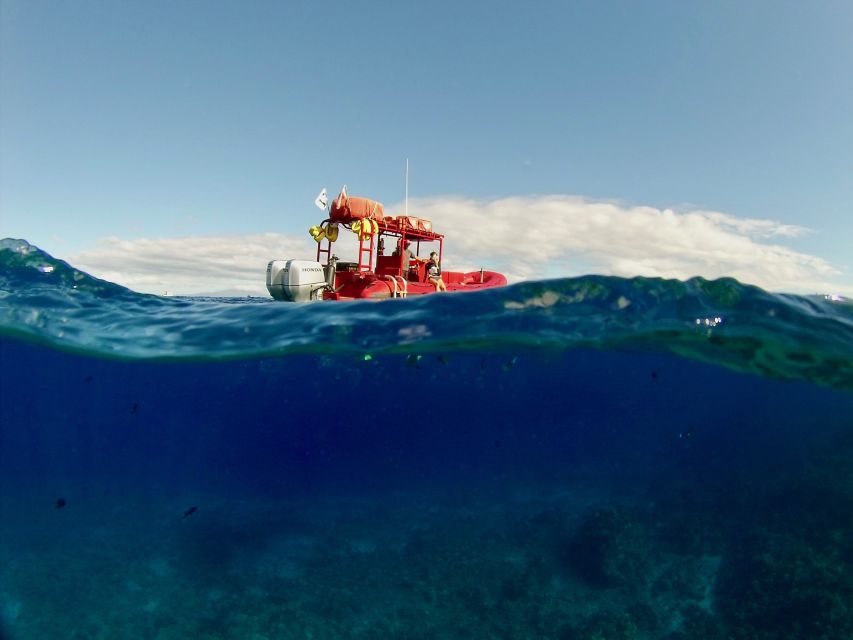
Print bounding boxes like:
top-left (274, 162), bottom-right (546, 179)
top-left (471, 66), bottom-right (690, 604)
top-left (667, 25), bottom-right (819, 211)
top-left (71, 233), bottom-right (314, 296)
top-left (699, 211), bottom-right (809, 238)
top-left (411, 195), bottom-right (848, 295)
top-left (69, 196), bottom-right (852, 297)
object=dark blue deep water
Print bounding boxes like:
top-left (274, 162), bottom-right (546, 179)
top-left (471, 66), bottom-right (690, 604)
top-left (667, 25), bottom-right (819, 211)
top-left (1, 238), bottom-right (852, 639)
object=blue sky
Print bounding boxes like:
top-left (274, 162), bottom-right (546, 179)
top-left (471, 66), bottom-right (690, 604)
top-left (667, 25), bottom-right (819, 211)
top-left (1, 0), bottom-right (851, 295)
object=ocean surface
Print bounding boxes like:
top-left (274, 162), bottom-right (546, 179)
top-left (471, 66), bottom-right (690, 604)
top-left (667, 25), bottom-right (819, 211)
top-left (1, 237), bottom-right (852, 640)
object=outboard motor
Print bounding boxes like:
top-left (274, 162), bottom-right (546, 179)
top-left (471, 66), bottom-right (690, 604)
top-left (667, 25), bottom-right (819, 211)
top-left (266, 259), bottom-right (327, 301)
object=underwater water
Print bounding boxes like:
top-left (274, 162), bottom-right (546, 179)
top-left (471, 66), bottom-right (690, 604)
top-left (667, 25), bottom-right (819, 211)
top-left (1, 238), bottom-right (852, 640)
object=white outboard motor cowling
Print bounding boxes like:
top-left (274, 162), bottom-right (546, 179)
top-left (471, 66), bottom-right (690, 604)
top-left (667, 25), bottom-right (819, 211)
top-left (266, 260), bottom-right (327, 301)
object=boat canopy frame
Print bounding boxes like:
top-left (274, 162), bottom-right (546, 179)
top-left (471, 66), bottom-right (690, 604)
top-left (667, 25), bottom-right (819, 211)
top-left (315, 217), bottom-right (445, 276)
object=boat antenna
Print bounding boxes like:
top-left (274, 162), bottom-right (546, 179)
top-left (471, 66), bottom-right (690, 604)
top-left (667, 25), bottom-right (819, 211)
top-left (405, 158), bottom-right (409, 217)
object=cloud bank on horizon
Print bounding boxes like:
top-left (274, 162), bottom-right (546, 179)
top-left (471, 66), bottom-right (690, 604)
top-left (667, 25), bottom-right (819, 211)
top-left (69, 195), bottom-right (850, 297)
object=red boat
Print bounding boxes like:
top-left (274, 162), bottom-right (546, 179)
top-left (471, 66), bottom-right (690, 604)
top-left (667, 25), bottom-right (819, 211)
top-left (267, 188), bottom-right (507, 301)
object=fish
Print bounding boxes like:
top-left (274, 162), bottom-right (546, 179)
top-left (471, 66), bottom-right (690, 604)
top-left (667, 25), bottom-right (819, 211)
top-left (55, 498), bottom-right (66, 509)
top-left (130, 402), bottom-right (139, 414)
top-left (502, 357), bottom-right (518, 372)
top-left (183, 506), bottom-right (197, 518)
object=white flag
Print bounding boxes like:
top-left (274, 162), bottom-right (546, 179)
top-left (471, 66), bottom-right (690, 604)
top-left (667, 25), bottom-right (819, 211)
top-left (314, 188), bottom-right (328, 211)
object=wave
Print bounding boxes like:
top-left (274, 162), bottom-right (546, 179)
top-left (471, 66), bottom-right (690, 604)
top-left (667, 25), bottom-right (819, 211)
top-left (1, 238), bottom-right (851, 389)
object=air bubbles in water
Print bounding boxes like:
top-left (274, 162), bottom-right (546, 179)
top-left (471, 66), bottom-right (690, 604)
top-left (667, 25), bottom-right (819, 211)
top-left (695, 316), bottom-right (723, 327)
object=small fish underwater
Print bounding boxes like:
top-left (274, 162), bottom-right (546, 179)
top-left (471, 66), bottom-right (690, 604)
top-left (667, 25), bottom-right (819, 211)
top-left (1, 239), bottom-right (852, 639)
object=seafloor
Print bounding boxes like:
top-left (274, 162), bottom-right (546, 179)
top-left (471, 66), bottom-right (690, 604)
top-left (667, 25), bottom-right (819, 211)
top-left (2, 448), bottom-right (851, 640)
top-left (0, 486), bottom-right (730, 639)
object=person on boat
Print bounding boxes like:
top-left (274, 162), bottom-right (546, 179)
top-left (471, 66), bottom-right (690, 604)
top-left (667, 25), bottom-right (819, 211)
top-left (393, 240), bottom-right (419, 271)
top-left (426, 251), bottom-right (446, 292)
